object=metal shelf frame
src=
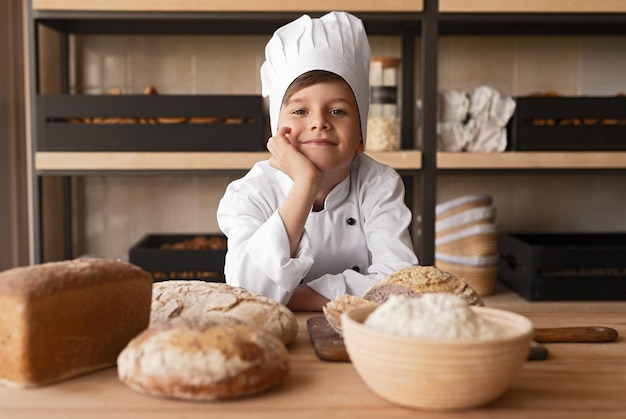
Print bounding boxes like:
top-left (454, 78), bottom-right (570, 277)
top-left (26, 3), bottom-right (426, 263)
top-left (26, 0), bottom-right (626, 266)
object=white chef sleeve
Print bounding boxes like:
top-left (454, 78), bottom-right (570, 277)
top-left (218, 195), bottom-right (314, 305)
top-left (307, 268), bottom-right (382, 300)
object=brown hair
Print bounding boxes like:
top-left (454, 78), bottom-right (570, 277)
top-left (282, 70), bottom-right (350, 104)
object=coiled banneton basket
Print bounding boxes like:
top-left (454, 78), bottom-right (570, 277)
top-left (435, 253), bottom-right (499, 296)
top-left (434, 224), bottom-right (498, 256)
top-left (341, 305), bottom-right (533, 411)
top-left (435, 205), bottom-right (496, 238)
top-left (434, 194), bottom-right (499, 296)
top-left (435, 194), bottom-right (492, 221)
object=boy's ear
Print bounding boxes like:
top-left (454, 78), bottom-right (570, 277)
top-left (356, 138), bottom-right (365, 154)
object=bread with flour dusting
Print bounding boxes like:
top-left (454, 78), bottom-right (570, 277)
top-left (150, 280), bottom-right (298, 345)
top-left (117, 316), bottom-right (290, 400)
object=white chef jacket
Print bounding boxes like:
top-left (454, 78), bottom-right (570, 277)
top-left (216, 153), bottom-right (418, 305)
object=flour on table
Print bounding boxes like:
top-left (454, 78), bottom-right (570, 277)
top-left (364, 293), bottom-right (505, 341)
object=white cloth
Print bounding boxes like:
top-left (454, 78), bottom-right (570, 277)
top-left (466, 86), bottom-right (516, 152)
top-left (260, 11), bottom-right (371, 140)
top-left (437, 89), bottom-right (473, 151)
top-left (437, 85), bottom-right (516, 152)
top-left (438, 89), bottom-right (470, 123)
top-left (216, 154), bottom-right (418, 305)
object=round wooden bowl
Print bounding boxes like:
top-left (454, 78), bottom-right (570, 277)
top-left (341, 305), bottom-right (533, 411)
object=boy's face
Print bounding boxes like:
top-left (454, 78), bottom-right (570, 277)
top-left (278, 80), bottom-right (364, 176)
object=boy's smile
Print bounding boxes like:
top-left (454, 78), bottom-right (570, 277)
top-left (299, 138), bottom-right (336, 146)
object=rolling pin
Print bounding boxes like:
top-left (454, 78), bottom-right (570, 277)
top-left (533, 326), bottom-right (619, 343)
top-left (528, 326), bottom-right (618, 361)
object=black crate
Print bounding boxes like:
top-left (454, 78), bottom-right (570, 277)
top-left (129, 234), bottom-right (227, 282)
top-left (498, 233), bottom-right (626, 301)
top-left (507, 96), bottom-right (626, 151)
top-left (37, 94), bottom-right (266, 151)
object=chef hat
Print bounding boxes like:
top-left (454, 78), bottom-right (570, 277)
top-left (260, 11), bottom-right (371, 140)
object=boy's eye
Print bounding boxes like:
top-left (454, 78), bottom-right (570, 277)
top-left (330, 109), bottom-right (346, 115)
top-left (292, 109), bottom-right (307, 115)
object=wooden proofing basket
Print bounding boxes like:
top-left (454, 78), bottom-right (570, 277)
top-left (435, 257), bottom-right (498, 296)
top-left (436, 205), bottom-right (496, 239)
top-left (435, 224), bottom-right (498, 257)
top-left (436, 194), bottom-right (492, 221)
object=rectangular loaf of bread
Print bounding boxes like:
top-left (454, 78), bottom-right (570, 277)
top-left (0, 258), bottom-right (153, 388)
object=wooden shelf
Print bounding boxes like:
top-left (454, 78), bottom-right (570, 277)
top-left (440, 0), bottom-right (626, 13)
top-left (34, 150), bottom-right (422, 172)
top-left (35, 151), bottom-right (270, 172)
top-left (368, 150), bottom-right (422, 170)
top-left (35, 150), bottom-right (626, 173)
top-left (32, 0), bottom-right (422, 12)
top-left (437, 151), bottom-right (626, 170)
top-left (38, 150), bottom-right (626, 172)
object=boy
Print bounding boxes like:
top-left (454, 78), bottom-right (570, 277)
top-left (217, 11), bottom-right (418, 311)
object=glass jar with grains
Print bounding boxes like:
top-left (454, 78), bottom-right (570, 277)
top-left (366, 57), bottom-right (401, 152)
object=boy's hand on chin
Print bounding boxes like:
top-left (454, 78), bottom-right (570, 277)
top-left (267, 126), bottom-right (323, 187)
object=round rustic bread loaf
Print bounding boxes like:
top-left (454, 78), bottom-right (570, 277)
top-left (362, 265), bottom-right (484, 306)
top-left (117, 316), bottom-right (290, 401)
top-left (323, 265), bottom-right (484, 335)
top-left (150, 280), bottom-right (298, 345)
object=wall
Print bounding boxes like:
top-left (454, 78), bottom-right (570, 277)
top-left (66, 34), bottom-right (402, 259)
top-left (70, 34), bottom-right (267, 259)
top-left (66, 33), bottom-right (626, 260)
top-left (437, 36), bottom-right (626, 234)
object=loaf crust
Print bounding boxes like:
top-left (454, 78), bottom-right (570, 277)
top-left (0, 258), bottom-right (153, 388)
top-left (323, 265), bottom-right (484, 334)
top-left (150, 281), bottom-right (298, 345)
top-left (117, 316), bottom-right (291, 401)
top-left (363, 265), bottom-right (484, 306)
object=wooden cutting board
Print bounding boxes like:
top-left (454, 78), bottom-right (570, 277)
top-left (307, 316), bottom-right (350, 362)
top-left (306, 315), bottom-right (549, 362)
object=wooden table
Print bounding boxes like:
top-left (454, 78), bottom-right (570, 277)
top-left (1, 309), bottom-right (625, 418)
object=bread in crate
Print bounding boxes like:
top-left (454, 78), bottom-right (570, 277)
top-left (129, 234), bottom-right (227, 282)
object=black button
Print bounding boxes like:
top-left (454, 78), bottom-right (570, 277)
top-left (352, 266), bottom-right (360, 272)
top-left (347, 217), bottom-right (356, 226)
